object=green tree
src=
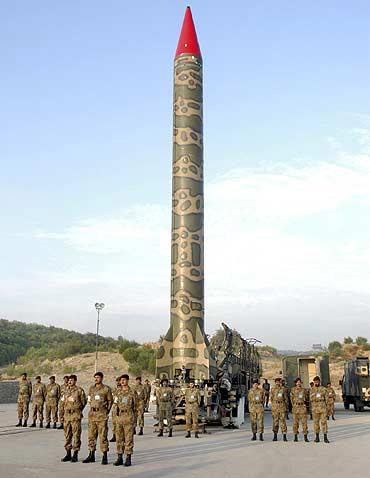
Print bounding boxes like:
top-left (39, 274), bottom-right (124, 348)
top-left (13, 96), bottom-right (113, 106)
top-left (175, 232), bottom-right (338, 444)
top-left (328, 341), bottom-right (342, 356)
top-left (343, 337), bottom-right (353, 344)
top-left (355, 336), bottom-right (368, 346)
top-left (122, 347), bottom-right (140, 363)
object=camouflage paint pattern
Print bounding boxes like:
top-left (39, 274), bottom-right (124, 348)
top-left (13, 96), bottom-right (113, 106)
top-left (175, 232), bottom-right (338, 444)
top-left (156, 52), bottom-right (214, 380)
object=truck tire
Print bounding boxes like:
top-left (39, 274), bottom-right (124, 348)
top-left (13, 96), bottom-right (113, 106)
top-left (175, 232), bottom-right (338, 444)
top-left (354, 398), bottom-right (364, 412)
top-left (343, 397), bottom-right (350, 410)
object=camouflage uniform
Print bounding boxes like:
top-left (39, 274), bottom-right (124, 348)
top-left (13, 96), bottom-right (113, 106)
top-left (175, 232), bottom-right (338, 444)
top-left (86, 383), bottom-right (113, 453)
top-left (59, 381), bottom-right (68, 426)
top-left (248, 388), bottom-right (265, 434)
top-left (115, 386), bottom-right (137, 455)
top-left (144, 382), bottom-right (151, 412)
top-left (133, 383), bottom-right (145, 429)
top-left (326, 386), bottom-right (336, 417)
top-left (270, 385), bottom-right (288, 433)
top-left (185, 387), bottom-right (201, 432)
top-left (157, 386), bottom-right (174, 431)
top-left (290, 386), bottom-right (308, 435)
top-left (17, 378), bottom-right (32, 422)
top-left (32, 381), bottom-right (47, 423)
top-left (310, 386), bottom-right (328, 434)
top-left (46, 382), bottom-right (61, 425)
top-left (63, 384), bottom-right (87, 452)
top-left (110, 384), bottom-right (121, 440)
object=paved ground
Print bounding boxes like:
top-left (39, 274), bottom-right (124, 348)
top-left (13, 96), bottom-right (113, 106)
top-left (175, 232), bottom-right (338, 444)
top-left (0, 404), bottom-right (369, 478)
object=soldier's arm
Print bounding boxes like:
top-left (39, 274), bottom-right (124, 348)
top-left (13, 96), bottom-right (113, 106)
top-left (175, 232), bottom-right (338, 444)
top-left (56, 384), bottom-right (61, 401)
top-left (29, 382), bottom-right (33, 398)
top-left (43, 384), bottom-right (47, 400)
top-left (80, 388), bottom-right (87, 409)
top-left (107, 387), bottom-right (113, 413)
top-left (133, 391), bottom-right (138, 415)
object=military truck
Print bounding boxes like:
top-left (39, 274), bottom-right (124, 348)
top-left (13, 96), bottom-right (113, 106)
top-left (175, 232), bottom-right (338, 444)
top-left (341, 357), bottom-right (370, 412)
top-left (282, 355), bottom-right (330, 389)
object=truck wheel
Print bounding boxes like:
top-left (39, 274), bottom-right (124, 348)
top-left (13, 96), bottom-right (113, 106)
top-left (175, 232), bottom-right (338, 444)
top-left (354, 398), bottom-right (364, 412)
top-left (343, 397), bottom-right (350, 410)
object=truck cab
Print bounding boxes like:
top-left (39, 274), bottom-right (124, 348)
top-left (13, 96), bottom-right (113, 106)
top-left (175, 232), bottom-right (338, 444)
top-left (341, 357), bottom-right (370, 412)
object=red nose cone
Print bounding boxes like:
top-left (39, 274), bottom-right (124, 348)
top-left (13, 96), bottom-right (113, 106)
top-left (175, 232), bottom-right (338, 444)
top-left (175, 6), bottom-right (202, 58)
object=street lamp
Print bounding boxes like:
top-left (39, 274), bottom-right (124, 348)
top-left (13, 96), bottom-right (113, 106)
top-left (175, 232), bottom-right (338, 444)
top-left (94, 302), bottom-right (105, 373)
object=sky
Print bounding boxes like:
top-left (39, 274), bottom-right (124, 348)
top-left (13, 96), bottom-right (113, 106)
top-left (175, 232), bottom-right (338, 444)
top-left (1, 0), bottom-right (370, 349)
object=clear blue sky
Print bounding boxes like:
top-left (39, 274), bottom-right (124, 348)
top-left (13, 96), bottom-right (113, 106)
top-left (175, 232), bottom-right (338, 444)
top-left (1, 1), bottom-right (370, 348)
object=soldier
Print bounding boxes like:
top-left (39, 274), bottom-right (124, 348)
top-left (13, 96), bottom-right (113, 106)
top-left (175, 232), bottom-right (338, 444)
top-left (157, 378), bottom-right (174, 437)
top-left (83, 372), bottom-right (113, 465)
top-left (61, 374), bottom-right (87, 463)
top-left (16, 372), bottom-right (32, 427)
top-left (310, 376), bottom-right (329, 443)
top-left (109, 377), bottom-right (121, 442)
top-left (30, 375), bottom-right (47, 428)
top-left (262, 379), bottom-right (270, 409)
top-left (144, 379), bottom-right (151, 412)
top-left (57, 375), bottom-right (69, 430)
top-left (184, 379), bottom-right (201, 438)
top-left (270, 377), bottom-right (288, 441)
top-left (290, 377), bottom-right (309, 442)
top-left (133, 376), bottom-right (145, 435)
top-left (248, 379), bottom-right (265, 441)
top-left (45, 375), bottom-right (61, 429)
top-left (114, 374), bottom-right (137, 467)
top-left (326, 382), bottom-right (336, 420)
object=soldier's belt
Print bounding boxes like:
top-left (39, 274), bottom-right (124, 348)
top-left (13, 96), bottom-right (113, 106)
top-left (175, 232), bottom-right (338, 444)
top-left (274, 401), bottom-right (285, 404)
top-left (91, 407), bottom-right (103, 412)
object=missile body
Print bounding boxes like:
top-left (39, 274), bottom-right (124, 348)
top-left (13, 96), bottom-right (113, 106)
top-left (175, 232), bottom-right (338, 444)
top-left (156, 7), bottom-right (214, 380)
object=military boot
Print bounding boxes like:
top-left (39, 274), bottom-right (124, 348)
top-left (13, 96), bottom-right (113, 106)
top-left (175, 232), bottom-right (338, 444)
top-left (294, 434), bottom-right (298, 442)
top-left (16, 419), bottom-right (22, 427)
top-left (304, 434), bottom-right (309, 442)
top-left (53, 422), bottom-right (57, 429)
top-left (39, 421), bottom-right (43, 428)
top-left (251, 433), bottom-right (257, 441)
top-left (124, 454), bottom-right (132, 467)
top-left (133, 427), bottom-right (136, 435)
top-left (61, 450), bottom-right (72, 462)
top-left (23, 420), bottom-right (28, 427)
top-left (138, 427), bottom-right (143, 435)
top-left (283, 434), bottom-right (288, 442)
top-left (109, 434), bottom-right (116, 442)
top-left (71, 451), bottom-right (78, 463)
top-left (185, 431), bottom-right (191, 438)
top-left (314, 433), bottom-right (320, 443)
top-left (57, 423), bottom-right (63, 430)
top-left (113, 454), bottom-right (123, 466)
top-left (324, 434), bottom-right (330, 443)
top-left (273, 432), bottom-right (278, 441)
top-left (45, 422), bottom-right (51, 429)
top-left (259, 433), bottom-right (264, 441)
top-left (101, 451), bottom-right (108, 465)
top-left (157, 429), bottom-right (164, 437)
top-left (194, 432), bottom-right (199, 439)
top-left (82, 451), bottom-right (95, 463)
top-left (168, 429), bottom-right (173, 437)
top-left (332, 415), bottom-right (335, 420)
top-left (30, 421), bottom-right (36, 428)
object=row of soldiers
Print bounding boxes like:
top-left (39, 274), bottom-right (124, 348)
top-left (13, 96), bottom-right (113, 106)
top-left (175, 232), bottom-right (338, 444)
top-left (248, 376), bottom-right (336, 443)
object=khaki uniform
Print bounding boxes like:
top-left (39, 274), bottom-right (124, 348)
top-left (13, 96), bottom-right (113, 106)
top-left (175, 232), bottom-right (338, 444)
top-left (63, 385), bottom-right (87, 452)
top-left (59, 383), bottom-right (68, 425)
top-left (310, 386), bottom-right (328, 434)
top-left (248, 388), bottom-right (265, 434)
top-left (144, 383), bottom-right (151, 411)
top-left (133, 383), bottom-right (145, 428)
top-left (45, 383), bottom-right (61, 424)
top-left (115, 386), bottom-right (137, 455)
top-left (290, 386), bottom-right (308, 434)
top-left (326, 386), bottom-right (336, 417)
top-left (111, 386), bottom-right (121, 437)
top-left (157, 386), bottom-right (174, 430)
top-left (86, 383), bottom-right (113, 452)
top-left (17, 378), bottom-right (32, 421)
top-left (32, 382), bottom-right (47, 422)
top-left (185, 388), bottom-right (201, 432)
top-left (270, 385), bottom-right (288, 433)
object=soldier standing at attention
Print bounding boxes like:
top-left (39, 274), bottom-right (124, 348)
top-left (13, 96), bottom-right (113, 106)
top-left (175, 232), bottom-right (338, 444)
top-left (248, 379), bottom-right (265, 441)
top-left (83, 372), bottom-right (113, 465)
top-left (58, 375), bottom-right (69, 430)
top-left (262, 379), bottom-right (270, 409)
top-left (310, 376), bottom-right (329, 443)
top-left (270, 377), bottom-right (288, 441)
top-left (290, 377), bottom-right (309, 442)
top-left (109, 377), bottom-right (121, 442)
top-left (16, 372), bottom-right (32, 427)
top-left (326, 382), bottom-right (336, 420)
top-left (61, 374), bottom-right (87, 463)
top-left (184, 379), bottom-right (201, 438)
top-left (144, 379), bottom-right (151, 412)
top-left (157, 378), bottom-right (174, 437)
top-left (133, 376), bottom-right (145, 435)
top-left (114, 374), bottom-right (137, 467)
top-left (45, 375), bottom-right (60, 429)
top-left (30, 375), bottom-right (46, 428)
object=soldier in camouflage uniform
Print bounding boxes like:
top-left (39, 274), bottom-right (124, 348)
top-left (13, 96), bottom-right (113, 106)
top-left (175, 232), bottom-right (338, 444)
top-left (83, 372), bottom-right (113, 465)
top-left (184, 379), bottom-right (201, 438)
top-left (45, 375), bottom-right (60, 429)
top-left (157, 378), bottom-right (174, 437)
top-left (57, 375), bottom-right (69, 430)
top-left (270, 377), bottom-right (288, 441)
top-left (113, 374), bottom-right (137, 467)
top-left (144, 379), bottom-right (151, 412)
top-left (248, 379), bottom-right (265, 441)
top-left (133, 376), bottom-right (145, 435)
top-left (109, 377), bottom-right (121, 442)
top-left (30, 375), bottom-right (47, 428)
top-left (310, 376), bottom-right (329, 443)
top-left (16, 372), bottom-right (32, 427)
top-left (61, 375), bottom-right (87, 463)
top-left (326, 382), bottom-right (336, 420)
top-left (290, 377), bottom-right (309, 442)
top-left (281, 378), bottom-right (291, 419)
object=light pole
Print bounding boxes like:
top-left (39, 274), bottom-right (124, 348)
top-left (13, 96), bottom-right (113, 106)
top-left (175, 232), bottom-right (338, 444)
top-left (94, 302), bottom-right (105, 373)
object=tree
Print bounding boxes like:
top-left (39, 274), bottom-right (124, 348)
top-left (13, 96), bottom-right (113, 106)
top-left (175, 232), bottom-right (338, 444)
top-left (328, 341), bottom-right (342, 356)
top-left (355, 336), bottom-right (368, 346)
top-left (343, 337), bottom-right (353, 344)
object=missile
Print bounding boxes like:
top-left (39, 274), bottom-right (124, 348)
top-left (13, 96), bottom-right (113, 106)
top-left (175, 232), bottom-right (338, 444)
top-left (156, 6), bottom-right (214, 380)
